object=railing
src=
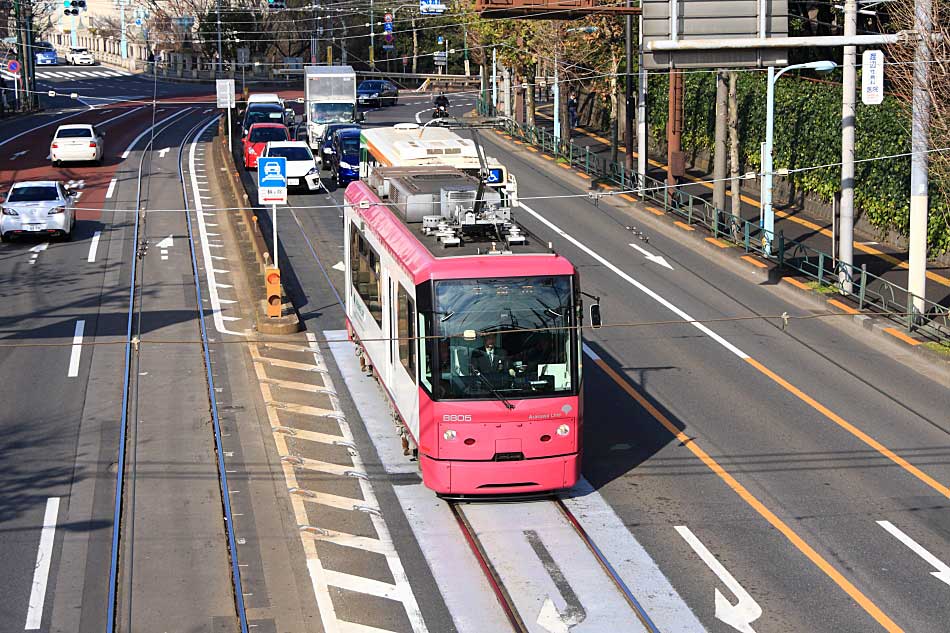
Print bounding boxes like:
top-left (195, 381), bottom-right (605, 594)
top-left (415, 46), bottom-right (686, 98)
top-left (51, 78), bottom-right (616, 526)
top-left (486, 110), bottom-right (950, 346)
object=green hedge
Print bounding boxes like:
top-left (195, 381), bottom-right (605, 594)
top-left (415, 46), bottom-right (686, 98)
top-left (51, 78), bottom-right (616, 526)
top-left (646, 72), bottom-right (950, 255)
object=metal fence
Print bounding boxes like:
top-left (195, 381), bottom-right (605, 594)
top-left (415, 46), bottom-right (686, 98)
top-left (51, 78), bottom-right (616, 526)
top-left (477, 98), bottom-right (950, 346)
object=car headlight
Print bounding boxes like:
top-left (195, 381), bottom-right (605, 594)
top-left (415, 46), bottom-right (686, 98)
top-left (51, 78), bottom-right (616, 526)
top-left (371, 93), bottom-right (378, 98)
top-left (248, 148), bottom-right (256, 154)
top-left (323, 148), bottom-right (332, 154)
top-left (339, 161), bottom-right (353, 170)
top-left (307, 167), bottom-right (318, 175)
top-left (2, 207), bottom-right (18, 216)
top-left (48, 206), bottom-right (66, 215)
top-left (556, 424), bottom-right (570, 436)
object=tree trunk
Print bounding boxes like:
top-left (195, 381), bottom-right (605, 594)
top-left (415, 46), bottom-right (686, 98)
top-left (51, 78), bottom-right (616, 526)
top-left (526, 63), bottom-right (536, 127)
top-left (728, 71), bottom-right (741, 236)
top-left (713, 70), bottom-right (728, 224)
top-left (609, 53), bottom-right (619, 165)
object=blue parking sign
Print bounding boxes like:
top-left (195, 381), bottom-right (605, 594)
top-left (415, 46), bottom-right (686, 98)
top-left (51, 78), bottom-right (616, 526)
top-left (257, 156), bottom-right (287, 205)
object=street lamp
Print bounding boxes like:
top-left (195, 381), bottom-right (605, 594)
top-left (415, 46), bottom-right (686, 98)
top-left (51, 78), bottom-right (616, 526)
top-left (761, 59), bottom-right (836, 254)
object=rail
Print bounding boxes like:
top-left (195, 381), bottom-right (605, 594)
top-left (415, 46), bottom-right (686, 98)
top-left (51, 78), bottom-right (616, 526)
top-left (478, 97), bottom-right (950, 346)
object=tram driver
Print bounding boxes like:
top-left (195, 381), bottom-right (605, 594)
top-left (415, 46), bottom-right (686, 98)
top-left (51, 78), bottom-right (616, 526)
top-left (470, 336), bottom-right (511, 380)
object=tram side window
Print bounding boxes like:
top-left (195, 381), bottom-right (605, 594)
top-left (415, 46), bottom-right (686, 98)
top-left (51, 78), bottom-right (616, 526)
top-left (349, 225), bottom-right (382, 325)
top-left (397, 286), bottom-right (416, 379)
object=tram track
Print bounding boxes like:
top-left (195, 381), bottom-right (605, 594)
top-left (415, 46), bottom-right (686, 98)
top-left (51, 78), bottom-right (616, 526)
top-left (104, 111), bottom-right (249, 633)
top-left (450, 497), bottom-right (662, 633)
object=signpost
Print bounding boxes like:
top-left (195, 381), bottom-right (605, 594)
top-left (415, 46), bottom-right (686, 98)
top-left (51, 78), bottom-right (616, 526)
top-left (257, 156), bottom-right (287, 269)
top-left (861, 49), bottom-right (884, 105)
top-left (215, 78), bottom-right (235, 151)
top-left (383, 13), bottom-right (394, 51)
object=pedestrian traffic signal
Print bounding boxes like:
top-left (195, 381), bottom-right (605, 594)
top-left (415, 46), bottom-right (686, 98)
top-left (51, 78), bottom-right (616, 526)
top-left (265, 267), bottom-right (282, 317)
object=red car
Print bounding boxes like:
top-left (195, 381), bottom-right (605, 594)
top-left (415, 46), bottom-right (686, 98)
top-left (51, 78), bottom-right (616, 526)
top-left (242, 123), bottom-right (290, 169)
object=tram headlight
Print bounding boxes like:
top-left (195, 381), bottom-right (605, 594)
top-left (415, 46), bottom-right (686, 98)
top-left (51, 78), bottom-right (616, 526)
top-left (556, 424), bottom-right (570, 437)
top-left (443, 429), bottom-right (457, 441)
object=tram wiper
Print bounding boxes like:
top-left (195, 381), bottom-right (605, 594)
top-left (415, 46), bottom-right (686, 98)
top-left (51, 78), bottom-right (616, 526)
top-left (472, 370), bottom-right (515, 410)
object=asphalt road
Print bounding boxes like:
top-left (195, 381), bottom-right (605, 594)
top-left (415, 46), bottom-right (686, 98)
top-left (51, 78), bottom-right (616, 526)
top-left (238, 90), bottom-right (950, 633)
top-left (0, 71), bottom-right (228, 632)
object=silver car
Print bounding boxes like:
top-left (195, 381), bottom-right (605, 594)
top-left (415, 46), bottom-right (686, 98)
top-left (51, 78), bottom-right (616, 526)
top-left (1, 180), bottom-right (77, 241)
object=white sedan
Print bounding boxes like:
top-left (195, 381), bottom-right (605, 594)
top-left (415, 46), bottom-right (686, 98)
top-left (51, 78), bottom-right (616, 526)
top-left (66, 47), bottom-right (96, 65)
top-left (261, 141), bottom-right (321, 191)
top-left (0, 180), bottom-right (77, 241)
top-left (51, 124), bottom-right (104, 166)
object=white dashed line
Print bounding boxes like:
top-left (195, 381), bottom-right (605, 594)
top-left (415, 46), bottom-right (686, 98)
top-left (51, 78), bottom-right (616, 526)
top-left (67, 319), bottom-right (85, 377)
top-left (24, 498), bottom-right (60, 630)
top-left (87, 230), bottom-right (101, 262)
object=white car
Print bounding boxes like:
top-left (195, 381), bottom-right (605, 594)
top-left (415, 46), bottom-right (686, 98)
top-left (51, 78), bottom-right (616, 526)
top-left (261, 141), bottom-right (321, 192)
top-left (51, 124), bottom-right (104, 166)
top-left (66, 47), bottom-right (95, 65)
top-left (0, 180), bottom-right (77, 241)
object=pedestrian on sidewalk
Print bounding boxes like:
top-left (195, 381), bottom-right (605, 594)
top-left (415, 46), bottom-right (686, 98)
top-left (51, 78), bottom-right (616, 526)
top-left (0, 77), bottom-right (8, 117)
top-left (567, 90), bottom-right (579, 132)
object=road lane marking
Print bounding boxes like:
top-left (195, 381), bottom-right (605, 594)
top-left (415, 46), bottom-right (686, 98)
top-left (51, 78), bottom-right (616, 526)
top-left (583, 345), bottom-right (903, 633)
top-left (629, 242), bottom-right (674, 270)
top-left (28, 242), bottom-right (48, 265)
top-left (883, 327), bottom-right (921, 346)
top-left (675, 526), bottom-right (761, 633)
top-left (10, 149), bottom-right (28, 159)
top-left (24, 497), bottom-right (60, 630)
top-left (105, 177), bottom-right (117, 199)
top-left (121, 108), bottom-right (193, 159)
top-left (877, 520), bottom-right (950, 586)
top-left (67, 320), bottom-right (85, 377)
top-left (522, 200), bottom-right (950, 499)
top-left (87, 231), bottom-right (101, 262)
top-left (158, 147), bottom-right (170, 158)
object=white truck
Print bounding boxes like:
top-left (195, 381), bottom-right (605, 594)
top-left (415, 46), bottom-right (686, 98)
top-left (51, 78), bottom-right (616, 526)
top-left (304, 65), bottom-right (359, 149)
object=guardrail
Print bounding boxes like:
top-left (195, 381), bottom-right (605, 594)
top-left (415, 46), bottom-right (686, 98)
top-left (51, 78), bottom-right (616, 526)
top-left (478, 97), bottom-right (950, 346)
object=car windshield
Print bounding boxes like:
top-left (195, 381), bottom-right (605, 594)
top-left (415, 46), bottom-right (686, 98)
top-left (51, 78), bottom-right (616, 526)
top-left (72, 48), bottom-right (88, 53)
top-left (310, 102), bottom-right (353, 124)
top-left (56, 128), bottom-right (92, 138)
top-left (246, 111), bottom-right (283, 126)
top-left (420, 276), bottom-right (576, 400)
top-left (268, 147), bottom-right (313, 162)
top-left (8, 185), bottom-right (60, 202)
top-left (359, 81), bottom-right (383, 91)
top-left (249, 127), bottom-right (288, 142)
top-left (339, 137), bottom-right (360, 154)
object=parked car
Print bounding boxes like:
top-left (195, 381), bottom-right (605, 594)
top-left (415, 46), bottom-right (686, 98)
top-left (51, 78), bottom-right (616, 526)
top-left (34, 42), bottom-right (58, 65)
top-left (356, 80), bottom-right (398, 107)
top-left (242, 123), bottom-right (290, 169)
top-left (241, 103), bottom-right (287, 137)
top-left (0, 180), bottom-right (77, 241)
top-left (50, 124), bottom-right (104, 166)
top-left (260, 141), bottom-right (320, 192)
top-left (65, 47), bottom-right (95, 65)
top-left (326, 128), bottom-right (361, 187)
top-left (318, 123), bottom-right (361, 170)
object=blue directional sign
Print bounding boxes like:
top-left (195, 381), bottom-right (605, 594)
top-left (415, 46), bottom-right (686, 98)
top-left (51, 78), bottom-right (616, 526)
top-left (257, 156), bottom-right (287, 205)
top-left (419, 0), bottom-right (446, 15)
top-left (437, 35), bottom-right (444, 45)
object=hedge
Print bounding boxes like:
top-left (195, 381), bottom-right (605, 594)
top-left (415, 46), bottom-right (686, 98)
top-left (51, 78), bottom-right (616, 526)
top-left (646, 72), bottom-right (950, 255)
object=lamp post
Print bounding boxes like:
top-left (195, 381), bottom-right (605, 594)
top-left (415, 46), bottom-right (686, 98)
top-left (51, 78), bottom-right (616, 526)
top-left (761, 59), bottom-right (835, 254)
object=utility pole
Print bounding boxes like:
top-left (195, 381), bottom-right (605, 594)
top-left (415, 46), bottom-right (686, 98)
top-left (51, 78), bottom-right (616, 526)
top-left (369, 0), bottom-right (375, 70)
top-left (119, 0), bottom-right (128, 59)
top-left (216, 0), bottom-right (223, 76)
top-left (14, 0), bottom-right (28, 111)
top-left (637, 13), bottom-right (647, 193)
top-left (713, 70), bottom-right (728, 224)
top-left (21, 0), bottom-right (36, 110)
top-left (624, 0), bottom-right (634, 176)
top-left (491, 46), bottom-right (497, 115)
top-left (838, 0), bottom-right (857, 293)
top-left (908, 0), bottom-right (931, 314)
top-left (311, 0), bottom-right (319, 64)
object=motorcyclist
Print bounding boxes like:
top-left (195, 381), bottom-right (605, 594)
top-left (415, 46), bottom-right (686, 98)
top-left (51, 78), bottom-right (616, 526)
top-left (434, 92), bottom-right (450, 110)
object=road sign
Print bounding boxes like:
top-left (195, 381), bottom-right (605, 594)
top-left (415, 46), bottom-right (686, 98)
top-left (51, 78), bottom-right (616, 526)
top-left (135, 17), bottom-right (142, 26)
top-left (437, 35), bottom-right (444, 45)
top-left (258, 156), bottom-right (287, 205)
top-left (215, 78), bottom-right (235, 108)
top-left (433, 51), bottom-right (447, 67)
top-left (384, 12), bottom-right (393, 22)
top-left (861, 49), bottom-right (884, 105)
top-left (384, 32), bottom-right (394, 43)
top-left (7, 59), bottom-right (19, 73)
top-left (419, 0), bottom-right (446, 14)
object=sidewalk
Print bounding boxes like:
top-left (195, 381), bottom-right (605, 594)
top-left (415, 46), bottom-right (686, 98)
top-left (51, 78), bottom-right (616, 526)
top-left (483, 105), bottom-right (950, 347)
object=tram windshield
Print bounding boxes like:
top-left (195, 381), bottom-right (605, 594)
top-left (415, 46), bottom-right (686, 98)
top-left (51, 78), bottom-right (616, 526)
top-left (420, 276), bottom-right (577, 400)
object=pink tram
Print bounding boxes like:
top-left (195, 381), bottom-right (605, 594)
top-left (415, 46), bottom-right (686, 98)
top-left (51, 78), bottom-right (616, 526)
top-left (343, 165), bottom-right (590, 496)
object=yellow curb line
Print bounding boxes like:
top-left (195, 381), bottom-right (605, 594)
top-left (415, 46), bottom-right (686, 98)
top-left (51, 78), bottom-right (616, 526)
top-left (741, 255), bottom-right (768, 269)
top-left (674, 221), bottom-right (695, 232)
top-left (828, 299), bottom-right (860, 315)
top-left (883, 327), bottom-right (922, 346)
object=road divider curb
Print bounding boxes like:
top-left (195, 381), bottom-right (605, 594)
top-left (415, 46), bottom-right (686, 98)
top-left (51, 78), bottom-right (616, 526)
top-left (212, 120), bottom-right (300, 335)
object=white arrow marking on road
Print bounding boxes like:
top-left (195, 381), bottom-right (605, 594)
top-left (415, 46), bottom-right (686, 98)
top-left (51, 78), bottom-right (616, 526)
top-left (10, 150), bottom-right (28, 160)
top-left (332, 261), bottom-right (346, 272)
top-left (156, 234), bottom-right (173, 261)
top-left (676, 525), bottom-right (762, 633)
top-left (629, 243), bottom-right (674, 270)
top-left (29, 242), bottom-right (49, 264)
top-left (158, 147), bottom-right (170, 158)
top-left (537, 596), bottom-right (584, 633)
top-left (878, 520), bottom-right (950, 586)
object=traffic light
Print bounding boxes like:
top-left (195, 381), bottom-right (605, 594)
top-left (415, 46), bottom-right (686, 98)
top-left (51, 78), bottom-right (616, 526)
top-left (267, 0), bottom-right (286, 9)
top-left (63, 0), bottom-right (82, 15)
top-left (265, 267), bottom-right (282, 317)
